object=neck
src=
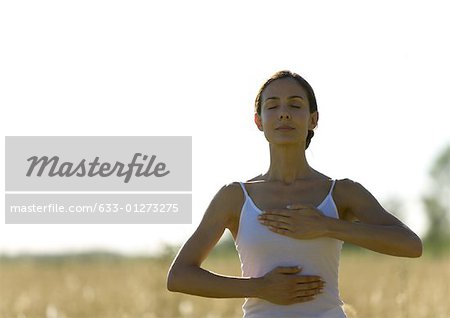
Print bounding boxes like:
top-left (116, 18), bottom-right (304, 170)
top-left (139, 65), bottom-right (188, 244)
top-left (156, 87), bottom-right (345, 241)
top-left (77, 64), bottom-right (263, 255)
top-left (264, 143), bottom-right (314, 185)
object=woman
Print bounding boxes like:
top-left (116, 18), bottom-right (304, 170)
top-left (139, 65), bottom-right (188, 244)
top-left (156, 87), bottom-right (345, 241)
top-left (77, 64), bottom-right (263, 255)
top-left (167, 70), bottom-right (422, 317)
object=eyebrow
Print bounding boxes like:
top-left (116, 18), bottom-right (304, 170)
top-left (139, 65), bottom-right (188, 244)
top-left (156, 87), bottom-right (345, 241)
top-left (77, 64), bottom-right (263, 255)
top-left (263, 95), bottom-right (305, 103)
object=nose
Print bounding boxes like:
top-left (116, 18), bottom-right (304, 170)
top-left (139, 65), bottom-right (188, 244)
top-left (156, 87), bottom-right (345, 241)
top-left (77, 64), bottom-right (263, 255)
top-left (278, 107), bottom-right (291, 120)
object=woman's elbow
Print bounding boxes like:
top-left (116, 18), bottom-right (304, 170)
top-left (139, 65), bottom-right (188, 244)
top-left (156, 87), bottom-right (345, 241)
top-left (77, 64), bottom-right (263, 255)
top-left (405, 235), bottom-right (423, 258)
top-left (167, 266), bottom-right (181, 292)
top-left (412, 238), bottom-right (423, 258)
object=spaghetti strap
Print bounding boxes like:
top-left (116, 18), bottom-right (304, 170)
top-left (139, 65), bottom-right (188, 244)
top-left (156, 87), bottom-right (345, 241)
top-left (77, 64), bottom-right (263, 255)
top-left (328, 179), bottom-right (337, 196)
top-left (238, 182), bottom-right (249, 199)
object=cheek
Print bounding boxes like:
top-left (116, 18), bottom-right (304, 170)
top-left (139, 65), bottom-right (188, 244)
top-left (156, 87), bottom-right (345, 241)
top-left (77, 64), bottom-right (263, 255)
top-left (295, 109), bottom-right (312, 121)
top-left (260, 111), bottom-right (274, 123)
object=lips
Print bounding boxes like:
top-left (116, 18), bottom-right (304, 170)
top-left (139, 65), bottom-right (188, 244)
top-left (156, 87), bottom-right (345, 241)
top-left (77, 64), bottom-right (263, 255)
top-left (276, 125), bottom-right (294, 130)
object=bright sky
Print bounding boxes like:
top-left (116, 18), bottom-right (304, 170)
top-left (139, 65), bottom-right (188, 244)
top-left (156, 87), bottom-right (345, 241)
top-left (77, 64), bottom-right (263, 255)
top-left (1, 1), bottom-right (449, 255)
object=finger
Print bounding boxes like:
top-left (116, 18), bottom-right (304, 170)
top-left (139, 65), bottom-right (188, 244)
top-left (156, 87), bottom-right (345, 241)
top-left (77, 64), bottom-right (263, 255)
top-left (294, 289), bottom-right (319, 297)
top-left (260, 210), bottom-right (292, 217)
top-left (295, 281), bottom-right (325, 291)
top-left (268, 226), bottom-right (291, 235)
top-left (287, 207), bottom-right (316, 215)
top-left (275, 266), bottom-right (301, 274)
top-left (294, 295), bottom-right (316, 303)
top-left (286, 203), bottom-right (313, 209)
top-left (259, 218), bottom-right (292, 229)
top-left (262, 220), bottom-right (292, 231)
top-left (296, 275), bottom-right (323, 283)
top-left (258, 214), bottom-right (290, 222)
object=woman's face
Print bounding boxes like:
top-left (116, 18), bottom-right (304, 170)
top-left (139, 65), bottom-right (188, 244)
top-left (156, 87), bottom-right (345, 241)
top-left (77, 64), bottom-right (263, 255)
top-left (256, 77), bottom-right (318, 146)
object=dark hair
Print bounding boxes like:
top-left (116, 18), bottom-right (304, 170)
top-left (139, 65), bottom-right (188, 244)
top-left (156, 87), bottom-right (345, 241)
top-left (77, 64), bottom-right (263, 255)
top-left (254, 70), bottom-right (318, 149)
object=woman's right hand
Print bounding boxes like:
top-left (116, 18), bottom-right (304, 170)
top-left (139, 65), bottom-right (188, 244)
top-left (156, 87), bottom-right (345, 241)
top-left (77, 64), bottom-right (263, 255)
top-left (257, 266), bottom-right (325, 305)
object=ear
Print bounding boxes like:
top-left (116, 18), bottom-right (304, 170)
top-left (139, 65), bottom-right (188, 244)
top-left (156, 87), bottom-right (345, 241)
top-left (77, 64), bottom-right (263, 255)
top-left (254, 113), bottom-right (263, 131)
top-left (308, 111), bottom-right (319, 130)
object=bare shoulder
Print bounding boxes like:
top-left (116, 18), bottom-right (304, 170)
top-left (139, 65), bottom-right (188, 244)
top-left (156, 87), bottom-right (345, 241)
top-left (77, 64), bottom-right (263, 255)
top-left (208, 182), bottom-right (245, 229)
top-left (334, 178), bottom-right (362, 195)
top-left (333, 178), bottom-right (372, 217)
top-left (334, 178), bottom-right (405, 225)
top-left (215, 182), bottom-right (245, 207)
top-left (334, 178), bottom-right (376, 206)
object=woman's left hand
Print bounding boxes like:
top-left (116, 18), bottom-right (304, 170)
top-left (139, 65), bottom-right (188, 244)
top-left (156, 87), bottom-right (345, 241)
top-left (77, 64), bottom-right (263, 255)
top-left (258, 203), bottom-right (330, 239)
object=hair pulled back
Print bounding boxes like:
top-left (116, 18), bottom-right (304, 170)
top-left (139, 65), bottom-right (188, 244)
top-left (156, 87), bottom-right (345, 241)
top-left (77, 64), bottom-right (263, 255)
top-left (254, 70), bottom-right (318, 149)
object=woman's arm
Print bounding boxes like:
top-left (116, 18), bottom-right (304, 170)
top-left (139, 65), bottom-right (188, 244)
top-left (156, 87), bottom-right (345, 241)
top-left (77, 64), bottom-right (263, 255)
top-left (325, 179), bottom-right (422, 257)
top-left (167, 182), bottom-right (259, 298)
top-left (258, 179), bottom-right (423, 258)
top-left (167, 182), bottom-right (325, 304)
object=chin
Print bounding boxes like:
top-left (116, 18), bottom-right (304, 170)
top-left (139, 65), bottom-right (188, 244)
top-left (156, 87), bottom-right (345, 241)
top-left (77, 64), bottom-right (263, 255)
top-left (267, 138), bottom-right (302, 146)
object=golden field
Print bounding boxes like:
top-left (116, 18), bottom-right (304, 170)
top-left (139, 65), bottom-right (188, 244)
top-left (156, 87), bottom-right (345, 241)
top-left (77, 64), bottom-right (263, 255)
top-left (0, 251), bottom-right (449, 318)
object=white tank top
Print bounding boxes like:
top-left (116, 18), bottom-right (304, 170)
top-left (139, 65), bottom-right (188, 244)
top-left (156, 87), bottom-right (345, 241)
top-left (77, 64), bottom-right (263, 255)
top-left (235, 180), bottom-right (347, 318)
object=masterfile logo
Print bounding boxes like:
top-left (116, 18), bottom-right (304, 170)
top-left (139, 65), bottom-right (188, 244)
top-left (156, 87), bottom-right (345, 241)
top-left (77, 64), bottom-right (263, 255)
top-left (6, 136), bottom-right (191, 191)
top-left (26, 153), bottom-right (170, 183)
top-left (5, 136), bottom-right (192, 224)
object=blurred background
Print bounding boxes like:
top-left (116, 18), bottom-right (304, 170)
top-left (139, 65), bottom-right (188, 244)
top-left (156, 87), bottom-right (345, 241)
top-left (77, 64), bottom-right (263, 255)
top-left (1, 1), bottom-right (449, 317)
